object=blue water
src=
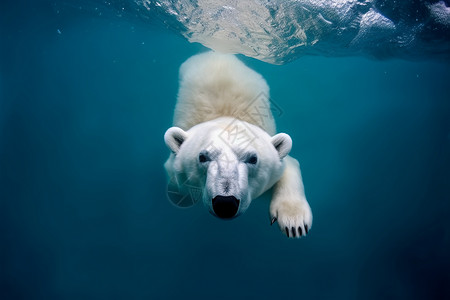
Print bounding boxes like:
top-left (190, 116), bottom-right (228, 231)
top-left (1, 1), bottom-right (449, 299)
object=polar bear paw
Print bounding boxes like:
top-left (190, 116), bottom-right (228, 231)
top-left (270, 198), bottom-right (312, 238)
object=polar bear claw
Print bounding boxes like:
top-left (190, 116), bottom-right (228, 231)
top-left (270, 197), bottom-right (312, 238)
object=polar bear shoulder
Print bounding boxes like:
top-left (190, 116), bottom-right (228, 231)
top-left (173, 52), bottom-right (276, 135)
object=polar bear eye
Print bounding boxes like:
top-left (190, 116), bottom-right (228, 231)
top-left (246, 154), bottom-right (258, 165)
top-left (198, 152), bottom-right (210, 163)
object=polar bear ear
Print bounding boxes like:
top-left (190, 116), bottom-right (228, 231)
top-left (164, 127), bottom-right (188, 154)
top-left (271, 133), bottom-right (292, 159)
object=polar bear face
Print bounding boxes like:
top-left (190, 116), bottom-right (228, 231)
top-left (164, 117), bottom-right (292, 219)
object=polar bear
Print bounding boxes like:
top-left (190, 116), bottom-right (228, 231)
top-left (164, 52), bottom-right (312, 238)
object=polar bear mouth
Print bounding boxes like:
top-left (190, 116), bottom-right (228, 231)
top-left (212, 195), bottom-right (240, 219)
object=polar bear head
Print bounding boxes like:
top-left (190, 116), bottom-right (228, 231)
top-left (164, 117), bottom-right (292, 219)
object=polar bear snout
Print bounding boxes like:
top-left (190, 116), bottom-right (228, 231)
top-left (212, 195), bottom-right (240, 219)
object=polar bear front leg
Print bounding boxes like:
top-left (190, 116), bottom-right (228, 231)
top-left (270, 156), bottom-right (313, 238)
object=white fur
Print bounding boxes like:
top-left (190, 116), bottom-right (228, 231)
top-left (164, 52), bottom-right (312, 238)
top-left (174, 52), bottom-right (275, 135)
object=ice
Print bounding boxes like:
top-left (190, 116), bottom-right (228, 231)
top-left (134, 0), bottom-right (450, 64)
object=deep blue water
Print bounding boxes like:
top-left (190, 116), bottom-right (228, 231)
top-left (1, 1), bottom-right (450, 299)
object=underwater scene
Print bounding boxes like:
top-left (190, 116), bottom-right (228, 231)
top-left (1, 0), bottom-right (449, 299)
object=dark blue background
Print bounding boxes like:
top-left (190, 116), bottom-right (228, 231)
top-left (1, 1), bottom-right (449, 299)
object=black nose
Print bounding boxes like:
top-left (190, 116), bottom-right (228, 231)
top-left (212, 196), bottom-right (240, 219)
